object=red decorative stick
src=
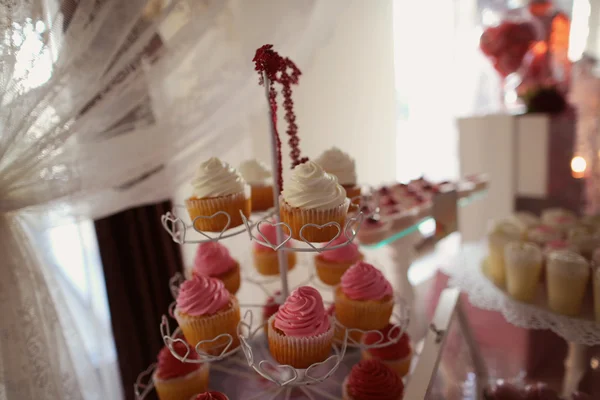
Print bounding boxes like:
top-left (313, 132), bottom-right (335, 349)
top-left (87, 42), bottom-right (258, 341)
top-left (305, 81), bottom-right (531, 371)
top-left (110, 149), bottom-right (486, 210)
top-left (253, 45), bottom-right (308, 192)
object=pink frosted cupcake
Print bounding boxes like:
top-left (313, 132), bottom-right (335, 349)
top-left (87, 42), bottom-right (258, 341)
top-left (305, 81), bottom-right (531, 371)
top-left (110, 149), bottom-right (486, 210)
top-left (175, 276), bottom-right (241, 355)
top-left (268, 286), bottom-right (334, 368)
top-left (335, 262), bottom-right (394, 338)
top-left (192, 242), bottom-right (240, 294)
top-left (342, 359), bottom-right (404, 400)
top-left (153, 342), bottom-right (210, 400)
top-left (314, 236), bottom-right (364, 285)
top-left (252, 222), bottom-right (296, 276)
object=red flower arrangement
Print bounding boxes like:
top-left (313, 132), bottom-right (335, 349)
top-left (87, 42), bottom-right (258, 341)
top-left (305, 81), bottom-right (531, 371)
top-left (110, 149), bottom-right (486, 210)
top-left (253, 45), bottom-right (308, 192)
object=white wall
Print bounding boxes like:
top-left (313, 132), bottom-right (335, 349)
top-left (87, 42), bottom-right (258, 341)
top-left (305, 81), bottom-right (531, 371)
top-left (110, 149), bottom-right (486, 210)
top-left (174, 1), bottom-right (397, 266)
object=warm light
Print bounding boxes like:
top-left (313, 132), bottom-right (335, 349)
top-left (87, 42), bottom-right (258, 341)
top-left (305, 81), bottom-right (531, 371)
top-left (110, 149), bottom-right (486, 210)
top-left (571, 156), bottom-right (587, 178)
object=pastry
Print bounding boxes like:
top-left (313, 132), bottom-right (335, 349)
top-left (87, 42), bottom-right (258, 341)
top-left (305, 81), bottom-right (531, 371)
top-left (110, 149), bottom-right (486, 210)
top-left (186, 158), bottom-right (251, 232)
top-left (252, 222), bottom-right (296, 275)
top-left (487, 220), bottom-right (524, 287)
top-left (546, 250), bottom-right (590, 316)
top-left (192, 242), bottom-right (240, 294)
top-left (280, 161), bottom-right (350, 242)
top-left (510, 211), bottom-right (540, 230)
top-left (361, 324), bottom-right (412, 378)
top-left (153, 342), bottom-right (210, 400)
top-left (238, 159), bottom-right (273, 211)
top-left (174, 276), bottom-right (241, 355)
top-left (356, 216), bottom-right (391, 245)
top-left (335, 261), bottom-right (394, 340)
top-left (342, 359), bottom-right (404, 400)
top-left (540, 208), bottom-right (577, 232)
top-left (314, 147), bottom-right (361, 201)
top-left (526, 224), bottom-right (561, 247)
top-left (314, 235), bottom-right (364, 285)
top-left (267, 286), bottom-right (334, 368)
top-left (504, 241), bottom-right (543, 303)
top-left (567, 225), bottom-right (600, 259)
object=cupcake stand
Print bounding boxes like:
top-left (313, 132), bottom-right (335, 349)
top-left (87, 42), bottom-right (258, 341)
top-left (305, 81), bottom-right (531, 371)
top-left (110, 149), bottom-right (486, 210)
top-left (133, 46), bottom-right (491, 399)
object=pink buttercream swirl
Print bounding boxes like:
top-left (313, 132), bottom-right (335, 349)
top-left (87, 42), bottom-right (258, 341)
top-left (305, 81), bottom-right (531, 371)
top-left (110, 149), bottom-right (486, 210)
top-left (253, 222), bottom-right (291, 252)
top-left (274, 286), bottom-right (330, 337)
top-left (320, 235), bottom-right (361, 262)
top-left (177, 276), bottom-right (230, 316)
top-left (341, 261), bottom-right (393, 301)
top-left (193, 242), bottom-right (236, 276)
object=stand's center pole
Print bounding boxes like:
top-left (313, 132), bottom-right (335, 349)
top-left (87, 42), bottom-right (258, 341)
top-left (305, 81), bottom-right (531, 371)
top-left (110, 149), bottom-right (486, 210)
top-left (263, 72), bottom-right (290, 299)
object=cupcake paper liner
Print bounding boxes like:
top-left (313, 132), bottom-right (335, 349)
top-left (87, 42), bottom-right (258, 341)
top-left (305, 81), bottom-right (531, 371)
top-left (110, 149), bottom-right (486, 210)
top-left (267, 315), bottom-right (335, 369)
top-left (250, 185), bottom-right (274, 211)
top-left (334, 287), bottom-right (394, 333)
top-left (175, 298), bottom-right (241, 355)
top-left (217, 262), bottom-right (241, 295)
top-left (252, 250), bottom-right (296, 276)
top-left (314, 253), bottom-right (364, 286)
top-left (279, 197), bottom-right (350, 243)
top-left (153, 364), bottom-right (210, 400)
top-left (361, 350), bottom-right (412, 378)
top-left (185, 191), bottom-right (251, 232)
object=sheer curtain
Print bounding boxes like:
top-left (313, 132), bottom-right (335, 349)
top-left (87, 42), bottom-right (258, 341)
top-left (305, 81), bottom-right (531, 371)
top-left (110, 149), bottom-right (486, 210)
top-left (0, 0), bottom-right (349, 398)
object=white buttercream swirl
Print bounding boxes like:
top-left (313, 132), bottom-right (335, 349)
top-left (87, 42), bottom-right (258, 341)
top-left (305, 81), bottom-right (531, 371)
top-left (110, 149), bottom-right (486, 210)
top-left (191, 157), bottom-right (247, 198)
top-left (238, 159), bottom-right (271, 185)
top-left (314, 147), bottom-right (357, 186)
top-left (282, 161), bottom-right (347, 210)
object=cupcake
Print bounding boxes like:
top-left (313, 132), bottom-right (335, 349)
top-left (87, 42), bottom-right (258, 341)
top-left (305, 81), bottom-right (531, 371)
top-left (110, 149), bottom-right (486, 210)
top-left (356, 216), bottom-right (391, 245)
top-left (567, 225), bottom-right (600, 259)
top-left (280, 161), bottom-right (350, 242)
top-left (238, 159), bottom-right (273, 211)
top-left (186, 158), bottom-right (251, 232)
top-left (342, 359), bottom-right (404, 400)
top-left (191, 242), bottom-right (240, 294)
top-left (252, 222), bottom-right (296, 276)
top-left (175, 276), bottom-right (241, 355)
top-left (504, 242), bottom-right (543, 303)
top-left (267, 286), bottom-right (334, 368)
top-left (593, 249), bottom-right (600, 322)
top-left (191, 392), bottom-right (229, 400)
top-left (487, 220), bottom-right (524, 287)
top-left (510, 211), bottom-right (540, 230)
top-left (541, 239), bottom-right (578, 282)
top-left (541, 208), bottom-right (577, 232)
top-left (335, 262), bottom-right (394, 338)
top-left (546, 250), bottom-right (590, 316)
top-left (526, 224), bottom-right (562, 247)
top-left (153, 342), bottom-right (210, 400)
top-left (361, 324), bottom-right (412, 378)
top-left (314, 147), bottom-right (361, 201)
top-left (314, 236), bottom-right (364, 285)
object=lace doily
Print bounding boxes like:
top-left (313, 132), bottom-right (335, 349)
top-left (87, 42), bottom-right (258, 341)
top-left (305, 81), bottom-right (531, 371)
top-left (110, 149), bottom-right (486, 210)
top-left (444, 243), bottom-right (600, 345)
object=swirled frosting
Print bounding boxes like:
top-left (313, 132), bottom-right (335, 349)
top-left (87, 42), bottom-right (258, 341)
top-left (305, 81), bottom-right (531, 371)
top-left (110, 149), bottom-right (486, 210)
top-left (156, 342), bottom-right (200, 380)
top-left (238, 159), bottom-right (271, 185)
top-left (191, 157), bottom-right (247, 198)
top-left (176, 276), bottom-right (230, 316)
top-left (314, 147), bottom-right (357, 186)
top-left (363, 324), bottom-right (411, 360)
top-left (282, 161), bottom-right (347, 210)
top-left (273, 286), bottom-right (330, 337)
top-left (346, 360), bottom-right (404, 400)
top-left (320, 235), bottom-right (361, 262)
top-left (193, 242), bottom-right (236, 277)
top-left (340, 261), bottom-right (393, 301)
top-left (192, 392), bottom-right (229, 400)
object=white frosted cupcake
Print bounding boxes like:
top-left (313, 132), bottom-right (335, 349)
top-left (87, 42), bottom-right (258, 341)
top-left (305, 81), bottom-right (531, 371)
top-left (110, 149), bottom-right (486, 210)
top-left (567, 226), bottom-right (600, 259)
top-left (238, 159), bottom-right (273, 212)
top-left (280, 161), bottom-right (350, 242)
top-left (546, 250), bottom-right (590, 316)
top-left (541, 208), bottom-right (577, 232)
top-left (526, 224), bottom-right (562, 247)
top-left (186, 158), bottom-right (251, 232)
top-left (314, 147), bottom-right (361, 201)
top-left (504, 242), bottom-right (543, 303)
top-left (487, 220), bottom-right (524, 287)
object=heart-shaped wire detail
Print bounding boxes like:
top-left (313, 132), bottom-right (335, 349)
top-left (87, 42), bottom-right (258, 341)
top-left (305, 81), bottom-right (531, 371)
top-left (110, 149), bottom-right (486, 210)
top-left (191, 211), bottom-right (231, 241)
top-left (134, 363), bottom-right (156, 398)
top-left (161, 212), bottom-right (186, 244)
top-left (305, 353), bottom-right (342, 383)
top-left (255, 219), bottom-right (292, 251)
top-left (258, 360), bottom-right (298, 386)
top-left (299, 222), bottom-right (341, 251)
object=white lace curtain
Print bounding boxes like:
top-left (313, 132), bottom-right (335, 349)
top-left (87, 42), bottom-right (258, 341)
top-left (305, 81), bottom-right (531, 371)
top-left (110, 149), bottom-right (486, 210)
top-left (0, 0), bottom-right (348, 398)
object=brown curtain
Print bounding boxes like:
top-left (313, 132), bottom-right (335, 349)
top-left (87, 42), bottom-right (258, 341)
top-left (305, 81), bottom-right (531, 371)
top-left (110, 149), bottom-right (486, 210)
top-left (95, 200), bottom-right (182, 400)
